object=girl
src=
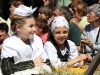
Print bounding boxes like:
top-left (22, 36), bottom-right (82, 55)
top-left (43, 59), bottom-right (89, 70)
top-left (1, 5), bottom-right (51, 75)
top-left (44, 16), bottom-right (92, 67)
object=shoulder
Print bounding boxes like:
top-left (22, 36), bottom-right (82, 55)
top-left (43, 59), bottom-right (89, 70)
top-left (67, 40), bottom-right (76, 46)
top-left (34, 34), bottom-right (42, 41)
top-left (3, 34), bottom-right (19, 46)
top-left (44, 41), bottom-right (55, 48)
top-left (69, 23), bottom-right (80, 33)
top-left (44, 41), bottom-right (53, 46)
top-left (33, 34), bottom-right (43, 46)
top-left (70, 22), bottom-right (77, 27)
top-left (84, 24), bottom-right (91, 31)
top-left (33, 34), bottom-right (43, 43)
top-left (70, 23), bottom-right (79, 30)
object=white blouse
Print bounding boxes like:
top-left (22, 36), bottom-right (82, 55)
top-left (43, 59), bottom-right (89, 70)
top-left (1, 33), bottom-right (48, 63)
top-left (44, 40), bottom-right (79, 67)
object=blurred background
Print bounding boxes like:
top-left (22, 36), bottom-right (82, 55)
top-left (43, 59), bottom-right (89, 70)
top-left (0, 0), bottom-right (98, 20)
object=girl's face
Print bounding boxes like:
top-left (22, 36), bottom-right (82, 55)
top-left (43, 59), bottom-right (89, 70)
top-left (43, 0), bottom-right (49, 6)
top-left (52, 26), bottom-right (68, 45)
top-left (17, 17), bottom-right (36, 41)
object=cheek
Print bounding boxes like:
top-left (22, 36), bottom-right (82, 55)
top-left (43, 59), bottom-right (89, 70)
top-left (65, 33), bottom-right (68, 38)
top-left (53, 34), bottom-right (59, 41)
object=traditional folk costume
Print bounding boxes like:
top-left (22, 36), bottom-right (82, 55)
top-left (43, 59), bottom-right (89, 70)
top-left (44, 40), bottom-right (79, 67)
top-left (1, 5), bottom-right (52, 75)
top-left (44, 16), bottom-right (79, 67)
top-left (1, 33), bottom-right (51, 75)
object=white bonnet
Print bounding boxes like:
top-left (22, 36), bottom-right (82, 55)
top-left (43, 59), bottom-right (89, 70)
top-left (51, 16), bottom-right (69, 32)
top-left (14, 5), bottom-right (37, 16)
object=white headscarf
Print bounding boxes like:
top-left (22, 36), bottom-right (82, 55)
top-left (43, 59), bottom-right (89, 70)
top-left (14, 5), bottom-right (37, 16)
top-left (50, 16), bottom-right (69, 32)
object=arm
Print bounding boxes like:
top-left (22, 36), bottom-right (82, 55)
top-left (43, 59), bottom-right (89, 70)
top-left (1, 57), bottom-right (35, 75)
top-left (1, 56), bottom-right (44, 75)
top-left (65, 54), bottom-right (88, 66)
top-left (67, 40), bottom-right (79, 66)
top-left (1, 37), bottom-right (44, 75)
top-left (82, 39), bottom-right (100, 51)
top-left (70, 18), bottom-right (84, 32)
top-left (34, 34), bottom-right (48, 62)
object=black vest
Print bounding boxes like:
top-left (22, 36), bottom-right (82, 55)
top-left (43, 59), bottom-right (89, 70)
top-left (50, 40), bottom-right (70, 62)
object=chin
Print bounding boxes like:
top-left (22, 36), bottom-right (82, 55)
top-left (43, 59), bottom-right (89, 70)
top-left (29, 35), bottom-right (34, 39)
top-left (58, 41), bottom-right (65, 45)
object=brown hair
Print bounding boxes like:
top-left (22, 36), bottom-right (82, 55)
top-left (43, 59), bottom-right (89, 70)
top-left (9, 0), bottom-right (24, 7)
top-left (39, 5), bottom-right (53, 19)
top-left (35, 18), bottom-right (49, 34)
top-left (10, 14), bottom-right (33, 32)
top-left (71, 0), bottom-right (88, 16)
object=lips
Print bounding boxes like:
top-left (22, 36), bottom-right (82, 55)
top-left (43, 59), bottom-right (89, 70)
top-left (58, 38), bottom-right (66, 42)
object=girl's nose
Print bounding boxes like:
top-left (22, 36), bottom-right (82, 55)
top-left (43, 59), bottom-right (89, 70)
top-left (33, 27), bottom-right (36, 31)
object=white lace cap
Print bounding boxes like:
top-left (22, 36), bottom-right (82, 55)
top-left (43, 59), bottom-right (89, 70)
top-left (14, 5), bottom-right (37, 16)
top-left (51, 16), bottom-right (69, 32)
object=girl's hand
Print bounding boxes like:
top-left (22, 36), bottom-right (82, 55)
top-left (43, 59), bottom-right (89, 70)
top-left (33, 56), bottom-right (44, 66)
top-left (86, 54), bottom-right (92, 62)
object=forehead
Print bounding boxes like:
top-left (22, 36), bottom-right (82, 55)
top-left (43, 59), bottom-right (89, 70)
top-left (24, 17), bottom-right (35, 24)
top-left (88, 11), bottom-right (96, 15)
top-left (53, 26), bottom-right (68, 32)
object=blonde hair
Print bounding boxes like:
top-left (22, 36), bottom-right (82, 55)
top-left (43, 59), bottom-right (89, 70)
top-left (10, 14), bottom-right (33, 32)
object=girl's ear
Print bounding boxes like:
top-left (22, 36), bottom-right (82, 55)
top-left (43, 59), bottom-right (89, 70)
top-left (16, 25), bottom-right (21, 31)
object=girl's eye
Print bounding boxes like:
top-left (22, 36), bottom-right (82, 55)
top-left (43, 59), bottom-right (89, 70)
top-left (29, 24), bottom-right (36, 27)
top-left (29, 25), bottom-right (33, 27)
top-left (63, 31), bottom-right (68, 34)
top-left (55, 31), bottom-right (60, 34)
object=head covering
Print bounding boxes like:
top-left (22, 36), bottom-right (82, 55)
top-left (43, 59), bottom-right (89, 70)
top-left (14, 5), bottom-right (37, 16)
top-left (51, 16), bottom-right (69, 32)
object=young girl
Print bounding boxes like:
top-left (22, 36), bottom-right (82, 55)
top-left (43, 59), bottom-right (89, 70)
top-left (44, 16), bottom-right (92, 68)
top-left (1, 5), bottom-right (51, 75)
